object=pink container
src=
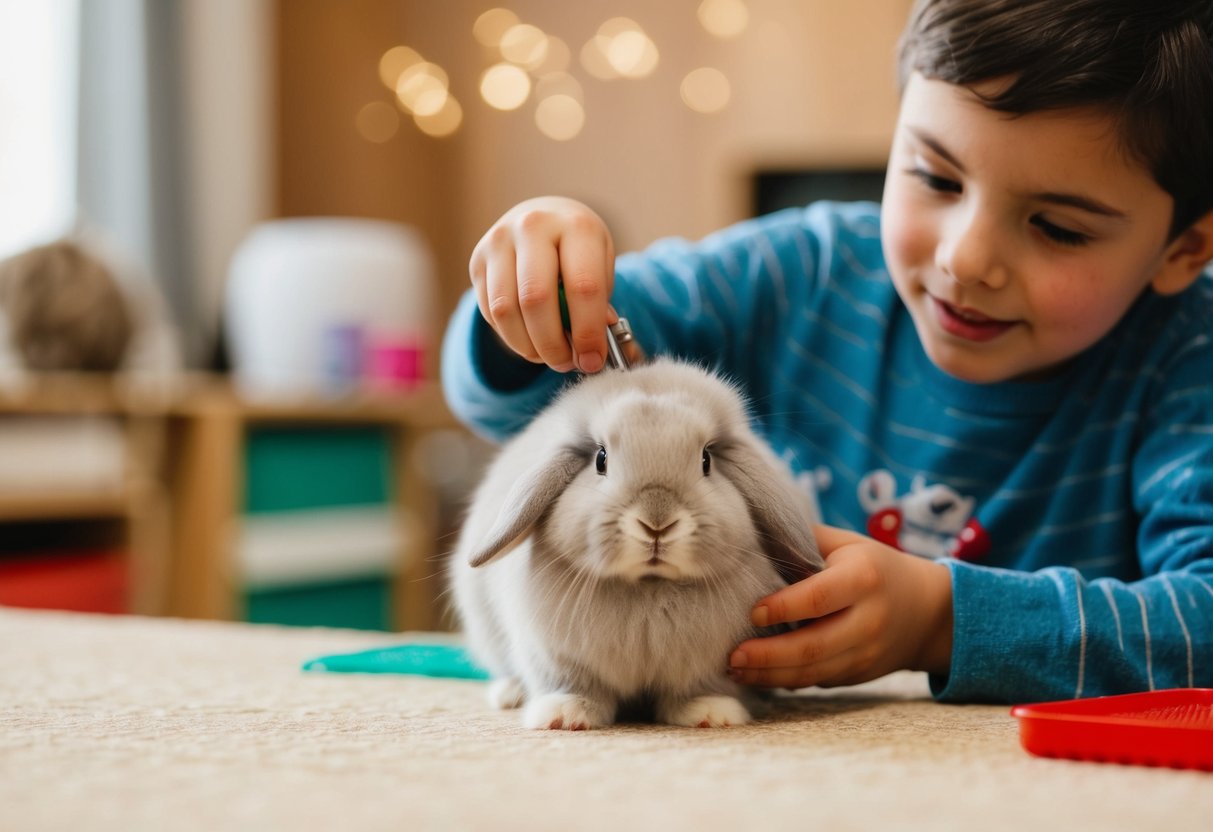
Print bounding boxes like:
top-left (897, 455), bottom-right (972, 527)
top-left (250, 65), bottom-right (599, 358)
top-left (364, 338), bottom-right (424, 391)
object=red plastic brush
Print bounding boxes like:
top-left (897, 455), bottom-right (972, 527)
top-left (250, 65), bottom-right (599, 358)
top-left (1011, 688), bottom-right (1213, 771)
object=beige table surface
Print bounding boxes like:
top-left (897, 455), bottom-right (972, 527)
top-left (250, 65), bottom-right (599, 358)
top-left (1, 607), bottom-right (1209, 832)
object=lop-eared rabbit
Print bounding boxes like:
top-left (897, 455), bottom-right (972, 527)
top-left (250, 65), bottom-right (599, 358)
top-left (451, 359), bottom-right (824, 729)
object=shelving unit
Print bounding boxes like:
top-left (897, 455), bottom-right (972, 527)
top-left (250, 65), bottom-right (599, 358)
top-left (0, 374), bottom-right (172, 615)
top-left (0, 374), bottom-right (457, 629)
top-left (167, 380), bottom-right (456, 630)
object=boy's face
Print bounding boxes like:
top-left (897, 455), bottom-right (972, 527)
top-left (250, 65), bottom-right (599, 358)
top-left (881, 73), bottom-right (1183, 383)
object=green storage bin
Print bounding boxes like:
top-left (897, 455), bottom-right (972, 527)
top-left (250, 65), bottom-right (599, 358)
top-left (241, 426), bottom-right (398, 630)
top-left (245, 576), bottom-right (393, 631)
top-left (243, 427), bottom-right (393, 514)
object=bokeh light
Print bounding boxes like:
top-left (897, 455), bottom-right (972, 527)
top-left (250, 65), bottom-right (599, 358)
top-left (500, 23), bottom-right (548, 70)
top-left (535, 94), bottom-right (585, 141)
top-left (473, 8), bottom-right (519, 47)
top-left (580, 35), bottom-right (618, 80)
top-left (480, 62), bottom-right (531, 110)
top-left (415, 95), bottom-right (463, 137)
top-left (395, 8), bottom-right (746, 139)
top-left (681, 67), bottom-right (731, 113)
top-left (598, 17), bottom-right (641, 40)
top-left (355, 101), bottom-right (400, 143)
top-left (378, 45), bottom-right (423, 90)
top-left (698, 0), bottom-right (750, 39)
top-left (535, 71), bottom-right (583, 103)
top-left (533, 35), bottom-right (570, 75)
top-left (395, 62), bottom-right (450, 114)
top-left (594, 17), bottom-right (659, 79)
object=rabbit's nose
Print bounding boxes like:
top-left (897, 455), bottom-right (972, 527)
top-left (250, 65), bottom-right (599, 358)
top-left (637, 518), bottom-right (680, 539)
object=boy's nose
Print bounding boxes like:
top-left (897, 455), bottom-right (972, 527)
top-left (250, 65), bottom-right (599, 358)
top-left (936, 210), bottom-right (1009, 289)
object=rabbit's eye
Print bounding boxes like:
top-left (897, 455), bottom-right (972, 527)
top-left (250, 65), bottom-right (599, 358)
top-left (595, 445), bottom-right (607, 475)
top-left (702, 446), bottom-right (712, 476)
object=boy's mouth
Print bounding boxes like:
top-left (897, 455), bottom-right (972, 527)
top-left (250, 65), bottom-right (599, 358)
top-left (930, 297), bottom-right (1016, 342)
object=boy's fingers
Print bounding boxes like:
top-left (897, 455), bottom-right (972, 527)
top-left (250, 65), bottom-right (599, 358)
top-left (515, 235), bottom-right (573, 371)
top-left (729, 644), bottom-right (866, 690)
top-left (484, 252), bottom-right (540, 362)
top-left (558, 234), bottom-right (611, 373)
top-left (811, 524), bottom-right (870, 556)
top-left (469, 241), bottom-right (496, 327)
top-left (731, 613), bottom-right (841, 670)
top-left (752, 563), bottom-right (851, 626)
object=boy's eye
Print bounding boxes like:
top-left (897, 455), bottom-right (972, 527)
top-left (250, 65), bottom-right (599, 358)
top-left (1030, 216), bottom-right (1091, 247)
top-left (906, 167), bottom-right (961, 194)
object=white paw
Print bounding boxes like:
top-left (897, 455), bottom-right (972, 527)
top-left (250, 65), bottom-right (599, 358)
top-left (488, 677), bottom-right (526, 710)
top-left (521, 692), bottom-right (613, 731)
top-left (662, 695), bottom-right (752, 728)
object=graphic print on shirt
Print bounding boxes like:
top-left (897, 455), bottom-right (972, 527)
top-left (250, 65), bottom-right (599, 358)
top-left (857, 470), bottom-right (990, 561)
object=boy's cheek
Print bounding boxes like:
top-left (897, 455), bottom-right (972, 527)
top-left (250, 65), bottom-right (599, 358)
top-left (881, 197), bottom-right (934, 278)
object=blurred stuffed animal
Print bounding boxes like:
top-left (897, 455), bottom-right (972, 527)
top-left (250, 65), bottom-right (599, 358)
top-left (0, 240), bottom-right (133, 371)
top-left (0, 235), bottom-right (181, 383)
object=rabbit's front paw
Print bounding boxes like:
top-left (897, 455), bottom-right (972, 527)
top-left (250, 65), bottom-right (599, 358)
top-left (488, 677), bottom-right (526, 710)
top-left (522, 693), bottom-right (614, 730)
top-left (660, 695), bottom-right (751, 728)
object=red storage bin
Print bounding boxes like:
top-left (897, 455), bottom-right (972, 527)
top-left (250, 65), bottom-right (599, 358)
top-left (0, 550), bottom-right (128, 614)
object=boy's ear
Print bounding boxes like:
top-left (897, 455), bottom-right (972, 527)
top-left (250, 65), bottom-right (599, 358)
top-left (1152, 209), bottom-right (1213, 296)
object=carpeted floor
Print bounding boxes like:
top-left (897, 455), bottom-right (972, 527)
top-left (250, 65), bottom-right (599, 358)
top-left (1, 607), bottom-right (1208, 831)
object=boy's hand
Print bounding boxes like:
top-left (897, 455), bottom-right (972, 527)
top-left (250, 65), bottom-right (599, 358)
top-left (469, 196), bottom-right (616, 374)
top-left (728, 525), bottom-right (954, 689)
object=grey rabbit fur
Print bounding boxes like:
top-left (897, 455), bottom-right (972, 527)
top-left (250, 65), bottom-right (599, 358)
top-left (450, 358), bottom-right (825, 730)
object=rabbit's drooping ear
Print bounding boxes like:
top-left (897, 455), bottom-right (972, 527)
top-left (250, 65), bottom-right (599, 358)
top-left (468, 448), bottom-right (585, 568)
top-left (718, 437), bottom-right (826, 584)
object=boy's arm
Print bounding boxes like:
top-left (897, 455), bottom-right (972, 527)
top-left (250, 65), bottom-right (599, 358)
top-left (440, 291), bottom-right (569, 443)
top-left (442, 203), bottom-right (855, 441)
top-left (933, 342), bottom-right (1213, 704)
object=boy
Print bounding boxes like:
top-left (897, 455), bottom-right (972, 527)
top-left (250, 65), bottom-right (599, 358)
top-left (441, 0), bottom-right (1213, 703)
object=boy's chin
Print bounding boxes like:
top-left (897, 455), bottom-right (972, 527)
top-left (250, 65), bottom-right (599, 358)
top-left (926, 348), bottom-right (1070, 385)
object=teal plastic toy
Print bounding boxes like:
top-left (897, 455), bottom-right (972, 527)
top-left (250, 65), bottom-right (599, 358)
top-left (302, 642), bottom-right (490, 680)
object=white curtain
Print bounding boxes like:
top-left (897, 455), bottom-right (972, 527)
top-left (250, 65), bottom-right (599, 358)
top-left (75, 0), bottom-right (272, 367)
top-left (76, 0), bottom-right (195, 360)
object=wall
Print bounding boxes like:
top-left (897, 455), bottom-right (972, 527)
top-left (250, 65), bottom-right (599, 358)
top-left (275, 0), bottom-right (914, 321)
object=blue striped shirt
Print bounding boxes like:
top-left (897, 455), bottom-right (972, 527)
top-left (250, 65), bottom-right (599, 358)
top-left (441, 200), bottom-right (1213, 704)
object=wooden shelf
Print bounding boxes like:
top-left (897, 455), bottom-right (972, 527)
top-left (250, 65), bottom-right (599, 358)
top-left (0, 491), bottom-right (129, 521)
top-left (181, 380), bottom-right (454, 427)
top-left (0, 373), bottom-right (175, 414)
top-left (0, 372), bottom-right (451, 423)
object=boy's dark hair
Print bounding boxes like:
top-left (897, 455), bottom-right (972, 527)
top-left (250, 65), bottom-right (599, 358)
top-left (898, 0), bottom-right (1213, 238)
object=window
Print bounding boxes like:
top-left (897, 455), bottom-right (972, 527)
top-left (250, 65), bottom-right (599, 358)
top-left (0, 0), bottom-right (79, 258)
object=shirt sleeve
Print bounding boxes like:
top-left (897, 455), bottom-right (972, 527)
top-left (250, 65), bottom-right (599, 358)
top-left (439, 291), bottom-right (570, 444)
top-left (931, 326), bottom-right (1213, 704)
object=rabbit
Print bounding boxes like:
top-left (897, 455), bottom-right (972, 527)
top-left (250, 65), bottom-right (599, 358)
top-left (449, 358), bottom-right (825, 730)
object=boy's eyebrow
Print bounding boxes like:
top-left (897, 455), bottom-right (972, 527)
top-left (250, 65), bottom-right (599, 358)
top-left (1031, 191), bottom-right (1127, 219)
top-left (907, 127), bottom-right (967, 172)
top-left (906, 126), bottom-right (1128, 220)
